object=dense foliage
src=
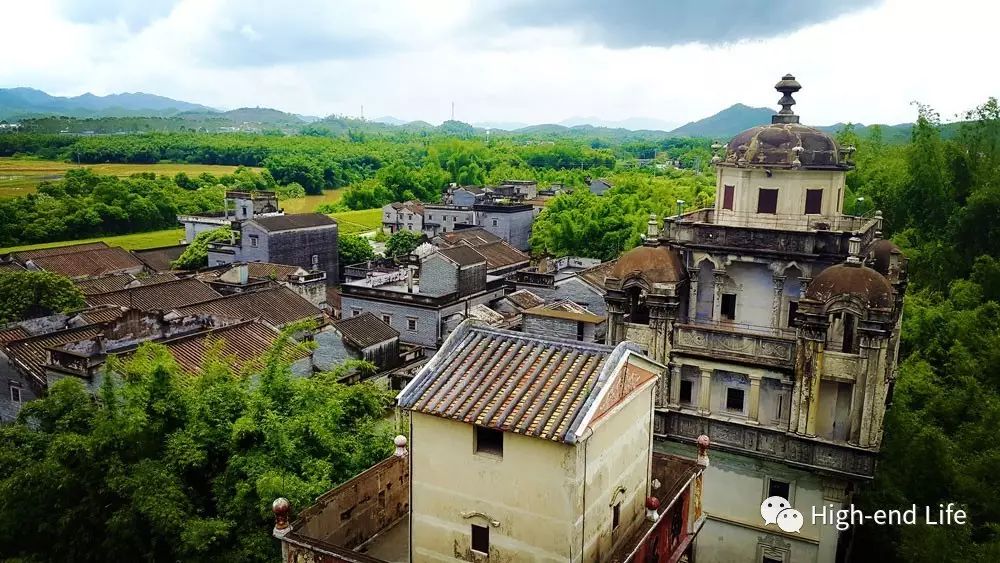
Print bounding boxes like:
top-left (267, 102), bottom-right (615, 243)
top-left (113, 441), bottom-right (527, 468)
top-left (849, 100), bottom-right (1000, 562)
top-left (0, 270), bottom-right (85, 323)
top-left (337, 234), bottom-right (376, 267)
top-left (172, 227), bottom-right (232, 270)
top-left (0, 166), bottom-right (276, 247)
top-left (0, 336), bottom-right (394, 563)
top-left (385, 230), bottom-right (423, 258)
top-left (529, 169), bottom-right (715, 260)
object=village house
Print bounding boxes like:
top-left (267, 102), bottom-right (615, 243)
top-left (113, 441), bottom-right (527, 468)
top-left (178, 190), bottom-right (282, 243)
top-left (14, 243), bottom-right (146, 280)
top-left (196, 262), bottom-right (328, 308)
top-left (511, 256), bottom-right (616, 320)
top-left (382, 197), bottom-right (535, 252)
top-left (431, 227), bottom-right (530, 277)
top-left (522, 299), bottom-right (606, 343)
top-left (271, 321), bottom-right (712, 562)
top-left (598, 75), bottom-right (908, 563)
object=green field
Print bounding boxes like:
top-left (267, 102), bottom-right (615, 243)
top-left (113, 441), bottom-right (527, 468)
top-left (282, 189), bottom-right (345, 213)
top-left (0, 228), bottom-right (185, 254)
top-left (0, 158), bottom-right (263, 199)
top-left (330, 208), bottom-right (382, 234)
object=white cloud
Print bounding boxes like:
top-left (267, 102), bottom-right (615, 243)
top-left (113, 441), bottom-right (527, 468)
top-left (0, 0), bottom-right (996, 126)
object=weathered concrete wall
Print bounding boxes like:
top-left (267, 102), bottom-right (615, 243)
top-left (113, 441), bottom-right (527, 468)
top-left (715, 167), bottom-right (846, 226)
top-left (725, 261), bottom-right (774, 328)
top-left (0, 353), bottom-right (36, 422)
top-left (419, 254), bottom-right (458, 297)
top-left (341, 298), bottom-right (441, 348)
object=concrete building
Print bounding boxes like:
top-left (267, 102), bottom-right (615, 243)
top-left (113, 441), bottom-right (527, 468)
top-left (197, 262), bottom-right (328, 308)
top-left (207, 212), bottom-right (339, 285)
top-left (511, 257), bottom-right (615, 322)
top-left (178, 191), bottom-right (282, 243)
top-left (273, 321), bottom-right (712, 562)
top-left (523, 299), bottom-right (606, 343)
top-left (383, 199), bottom-right (535, 252)
top-left (599, 75), bottom-right (908, 563)
top-left (381, 201), bottom-right (428, 234)
top-left (472, 202), bottom-right (534, 251)
top-left (431, 227), bottom-right (530, 277)
top-left (339, 248), bottom-right (505, 349)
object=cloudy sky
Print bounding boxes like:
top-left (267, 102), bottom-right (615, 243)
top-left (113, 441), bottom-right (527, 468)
top-left (1, 0), bottom-right (995, 127)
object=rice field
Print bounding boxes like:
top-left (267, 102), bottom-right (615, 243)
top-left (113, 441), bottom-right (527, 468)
top-left (282, 189), bottom-right (346, 213)
top-left (0, 158), bottom-right (263, 199)
top-left (0, 228), bottom-right (186, 254)
top-left (330, 208), bottom-right (382, 235)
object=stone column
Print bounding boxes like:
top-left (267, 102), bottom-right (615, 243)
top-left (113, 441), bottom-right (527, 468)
top-left (698, 367), bottom-right (713, 415)
top-left (857, 332), bottom-right (889, 448)
top-left (747, 374), bottom-right (762, 425)
top-left (688, 271), bottom-right (699, 321)
top-left (668, 363), bottom-right (682, 408)
top-left (771, 276), bottom-right (786, 328)
top-left (712, 270), bottom-right (726, 322)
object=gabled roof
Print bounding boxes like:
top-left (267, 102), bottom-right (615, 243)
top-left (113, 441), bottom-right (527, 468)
top-left (466, 304), bottom-right (505, 326)
top-left (398, 321), bottom-right (655, 443)
top-left (525, 300), bottom-right (604, 324)
top-left (132, 245), bottom-right (186, 272)
top-left (435, 246), bottom-right (487, 267)
top-left (75, 272), bottom-right (178, 295)
top-left (462, 240), bottom-right (528, 271)
top-left (251, 213), bottom-right (337, 232)
top-left (86, 279), bottom-right (222, 310)
top-left (0, 261), bottom-right (25, 273)
top-left (0, 326), bottom-right (29, 344)
top-left (174, 286), bottom-right (323, 327)
top-left (28, 246), bottom-right (145, 279)
top-left (4, 325), bottom-right (104, 385)
top-left (435, 227), bottom-right (501, 246)
top-left (505, 289), bottom-right (546, 311)
top-left (333, 312), bottom-right (399, 349)
top-left (576, 260), bottom-right (617, 292)
top-left (11, 242), bottom-right (109, 263)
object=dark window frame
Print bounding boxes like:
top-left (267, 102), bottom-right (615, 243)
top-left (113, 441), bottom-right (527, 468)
top-left (679, 379), bottom-right (693, 404)
top-left (721, 293), bottom-right (737, 320)
top-left (787, 301), bottom-right (799, 328)
top-left (804, 189), bottom-right (823, 214)
top-left (726, 387), bottom-right (745, 412)
top-left (471, 523), bottom-right (489, 554)
top-left (612, 501), bottom-right (622, 531)
top-left (722, 184), bottom-right (735, 210)
top-left (767, 478), bottom-right (791, 501)
top-left (474, 425), bottom-right (503, 457)
top-left (757, 188), bottom-right (778, 214)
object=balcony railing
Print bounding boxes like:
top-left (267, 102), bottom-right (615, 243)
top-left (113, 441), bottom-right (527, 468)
top-left (673, 322), bottom-right (796, 369)
top-left (655, 410), bottom-right (878, 479)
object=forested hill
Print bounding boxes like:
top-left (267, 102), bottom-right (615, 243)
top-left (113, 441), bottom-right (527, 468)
top-left (0, 87), bottom-right (214, 120)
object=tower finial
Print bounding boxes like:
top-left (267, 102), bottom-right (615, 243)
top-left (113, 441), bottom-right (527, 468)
top-left (772, 74), bottom-right (801, 124)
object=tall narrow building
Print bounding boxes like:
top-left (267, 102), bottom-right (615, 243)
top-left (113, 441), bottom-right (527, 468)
top-left (604, 75), bottom-right (907, 563)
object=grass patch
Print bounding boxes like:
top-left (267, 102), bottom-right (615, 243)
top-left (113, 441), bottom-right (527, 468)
top-left (330, 208), bottom-right (382, 235)
top-left (0, 158), bottom-right (262, 199)
top-left (0, 229), bottom-right (185, 254)
top-left (282, 189), bottom-right (345, 214)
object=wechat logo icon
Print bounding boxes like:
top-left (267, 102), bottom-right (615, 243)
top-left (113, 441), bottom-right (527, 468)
top-left (760, 496), bottom-right (803, 533)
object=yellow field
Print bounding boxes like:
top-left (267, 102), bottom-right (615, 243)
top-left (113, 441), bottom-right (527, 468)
top-left (0, 229), bottom-right (185, 254)
top-left (282, 189), bottom-right (345, 213)
top-left (0, 158), bottom-right (262, 199)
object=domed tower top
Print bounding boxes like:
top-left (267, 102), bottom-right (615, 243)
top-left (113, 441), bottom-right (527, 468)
top-left (721, 74), bottom-right (852, 170)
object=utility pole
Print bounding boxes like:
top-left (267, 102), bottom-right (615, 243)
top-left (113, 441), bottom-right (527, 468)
top-left (451, 101), bottom-right (455, 121)
top-left (361, 104), bottom-right (364, 120)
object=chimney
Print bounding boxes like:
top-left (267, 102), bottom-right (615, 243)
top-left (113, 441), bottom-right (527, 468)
top-left (697, 434), bottom-right (711, 467)
top-left (237, 263), bottom-right (249, 285)
top-left (406, 267), bottom-right (414, 293)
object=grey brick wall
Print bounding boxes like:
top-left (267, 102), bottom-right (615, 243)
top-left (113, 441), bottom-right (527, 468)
top-left (477, 209), bottom-right (533, 251)
top-left (419, 255), bottom-right (458, 297)
top-left (238, 223), bottom-right (339, 285)
top-left (523, 314), bottom-right (580, 341)
top-left (0, 354), bottom-right (36, 422)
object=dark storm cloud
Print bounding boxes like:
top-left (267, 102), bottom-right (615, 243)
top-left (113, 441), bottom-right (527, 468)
top-left (495, 0), bottom-right (881, 47)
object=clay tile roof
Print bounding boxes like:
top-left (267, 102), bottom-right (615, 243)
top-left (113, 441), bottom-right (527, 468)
top-left (398, 322), bottom-right (636, 443)
top-left (251, 213), bottom-right (337, 232)
top-left (610, 245), bottom-right (686, 284)
top-left (506, 289), bottom-right (545, 311)
top-left (175, 286), bottom-right (323, 327)
top-left (11, 242), bottom-right (109, 262)
top-left (0, 326), bottom-right (29, 344)
top-left (132, 245), bottom-right (186, 272)
top-left (3, 325), bottom-right (104, 385)
top-left (463, 240), bottom-right (529, 271)
top-left (246, 262), bottom-right (305, 280)
top-left (77, 306), bottom-right (128, 325)
top-left (75, 272), bottom-right (178, 295)
top-left (805, 263), bottom-right (894, 309)
top-left (525, 300), bottom-right (604, 324)
top-left (334, 312), bottom-right (399, 349)
top-left (137, 321), bottom-right (305, 375)
top-left (576, 260), bottom-right (617, 291)
top-left (86, 279), bottom-right (221, 310)
top-left (28, 247), bottom-right (145, 279)
top-left (0, 262), bottom-right (25, 273)
top-left (436, 246), bottom-right (487, 267)
top-left (438, 228), bottom-right (502, 246)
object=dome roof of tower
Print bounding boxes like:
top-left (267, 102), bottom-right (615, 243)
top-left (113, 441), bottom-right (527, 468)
top-left (805, 263), bottom-right (893, 309)
top-left (725, 123), bottom-right (847, 169)
top-left (868, 239), bottom-right (905, 276)
top-left (610, 244), bottom-right (686, 284)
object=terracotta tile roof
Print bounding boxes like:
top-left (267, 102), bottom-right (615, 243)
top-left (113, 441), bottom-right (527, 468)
top-left (251, 213), bottom-right (337, 232)
top-left (133, 245), bottom-right (186, 272)
top-left (174, 286), bottom-right (323, 327)
top-left (86, 279), bottom-right (221, 310)
top-left (247, 262), bottom-right (305, 280)
top-left (0, 326), bottom-right (29, 344)
top-left (4, 325), bottom-right (104, 385)
top-left (77, 306), bottom-right (128, 325)
top-left (28, 247), bottom-right (145, 279)
top-left (0, 262), bottom-right (25, 273)
top-left (463, 240), bottom-right (528, 272)
top-left (505, 289), bottom-right (545, 311)
top-left (436, 228), bottom-right (501, 246)
top-left (398, 322), bottom-right (642, 443)
top-left (75, 272), bottom-right (178, 295)
top-left (576, 260), bottom-right (617, 292)
top-left (525, 300), bottom-right (604, 324)
top-left (435, 246), bottom-right (487, 267)
top-left (11, 242), bottom-right (109, 262)
top-left (134, 320), bottom-right (305, 375)
top-left (334, 312), bottom-right (399, 349)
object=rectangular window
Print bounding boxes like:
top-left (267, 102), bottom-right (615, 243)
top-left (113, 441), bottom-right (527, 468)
top-left (492, 218), bottom-right (499, 227)
top-left (763, 557), bottom-right (783, 563)
top-left (722, 184), bottom-right (735, 210)
top-left (787, 301), bottom-right (798, 328)
top-left (249, 234), bottom-right (258, 248)
top-left (352, 308), bottom-right (361, 317)
top-left (805, 189), bottom-right (823, 214)
top-left (679, 380), bottom-right (693, 404)
top-left (612, 501), bottom-right (622, 531)
top-left (382, 314), bottom-right (391, 324)
top-left (311, 254), bottom-right (319, 268)
top-left (475, 426), bottom-right (503, 457)
top-left (242, 207), bottom-right (248, 217)
top-left (757, 188), bottom-right (778, 214)
top-left (776, 394), bottom-right (786, 420)
top-left (10, 386), bottom-right (21, 403)
top-left (721, 293), bottom-right (737, 320)
top-left (576, 321), bottom-right (585, 341)
top-left (843, 312), bottom-right (857, 353)
top-left (726, 387), bottom-right (745, 412)
top-left (407, 317), bottom-right (417, 331)
top-left (768, 478), bottom-right (791, 501)
top-left (471, 524), bottom-right (489, 554)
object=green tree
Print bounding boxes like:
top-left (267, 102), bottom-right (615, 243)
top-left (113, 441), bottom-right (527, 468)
top-left (171, 227), bottom-right (232, 270)
top-left (0, 270), bottom-right (86, 323)
top-left (338, 234), bottom-right (376, 267)
top-left (385, 229), bottom-right (423, 257)
top-left (0, 337), bottom-right (392, 562)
